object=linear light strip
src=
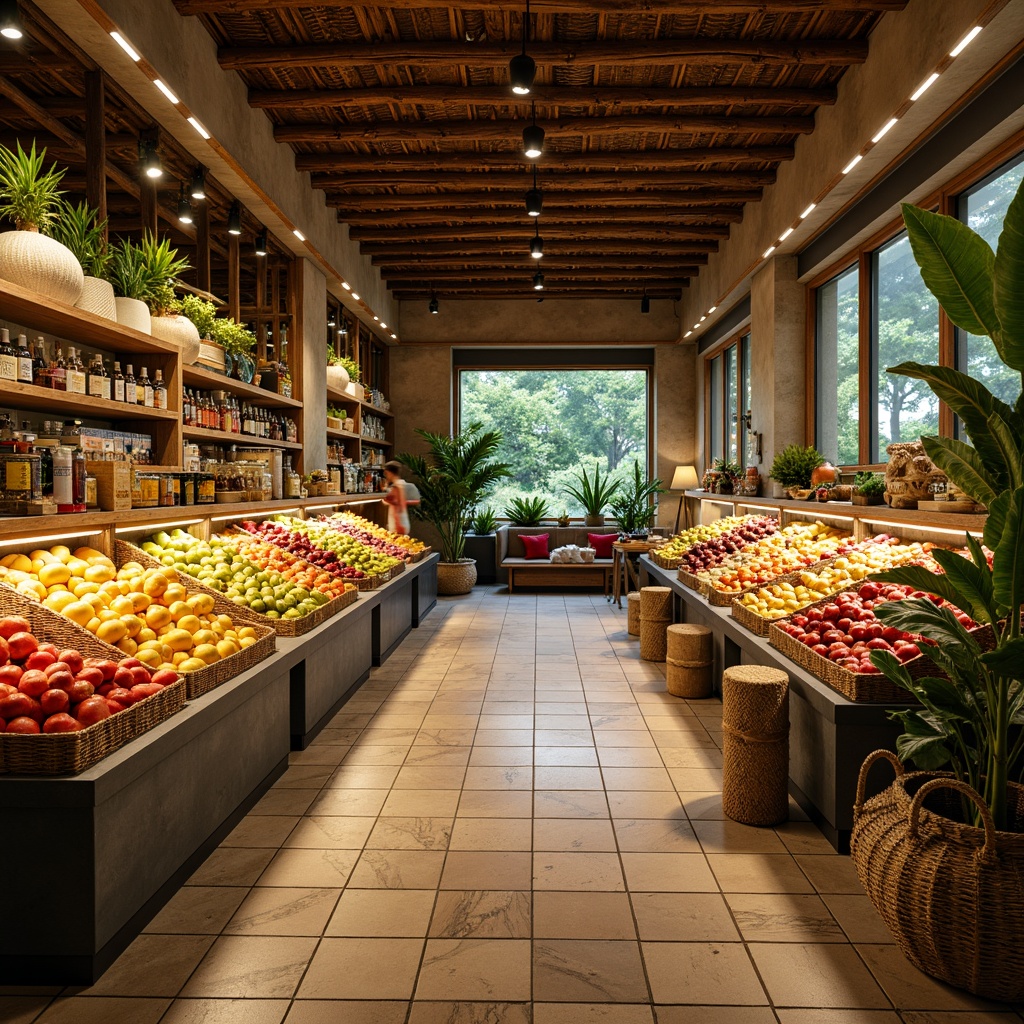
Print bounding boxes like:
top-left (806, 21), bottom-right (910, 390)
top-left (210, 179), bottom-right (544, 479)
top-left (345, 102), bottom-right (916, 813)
top-left (115, 519), bottom-right (203, 534)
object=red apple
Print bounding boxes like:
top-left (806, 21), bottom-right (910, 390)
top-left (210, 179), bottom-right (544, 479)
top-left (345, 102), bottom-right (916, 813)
top-left (58, 649), bottom-right (84, 674)
top-left (7, 632), bottom-right (37, 662)
top-left (0, 616), bottom-right (30, 639)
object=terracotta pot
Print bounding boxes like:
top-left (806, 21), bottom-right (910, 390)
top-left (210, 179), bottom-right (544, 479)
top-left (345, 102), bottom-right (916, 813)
top-left (584, 514), bottom-right (605, 527)
top-left (0, 229), bottom-right (84, 305)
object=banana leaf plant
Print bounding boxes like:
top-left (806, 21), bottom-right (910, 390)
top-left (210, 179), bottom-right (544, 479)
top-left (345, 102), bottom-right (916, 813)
top-left (865, 179), bottom-right (1024, 831)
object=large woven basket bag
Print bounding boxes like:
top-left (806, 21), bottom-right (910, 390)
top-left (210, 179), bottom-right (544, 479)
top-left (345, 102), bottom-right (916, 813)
top-left (851, 749), bottom-right (1024, 1002)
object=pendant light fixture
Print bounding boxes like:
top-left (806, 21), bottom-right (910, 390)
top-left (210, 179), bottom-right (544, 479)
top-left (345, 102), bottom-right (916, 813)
top-left (524, 167), bottom-right (543, 217)
top-left (641, 289), bottom-right (650, 314)
top-left (0, 0), bottom-right (23, 40)
top-left (189, 165), bottom-right (206, 201)
top-left (533, 270), bottom-right (545, 291)
top-left (429, 293), bottom-right (439, 315)
top-left (176, 184), bottom-right (193, 225)
top-left (140, 139), bottom-right (163, 179)
top-left (530, 219), bottom-right (543, 259)
top-left (228, 201), bottom-right (242, 236)
top-left (254, 229), bottom-right (268, 257)
top-left (508, 0), bottom-right (535, 96)
top-left (523, 101), bottom-right (544, 159)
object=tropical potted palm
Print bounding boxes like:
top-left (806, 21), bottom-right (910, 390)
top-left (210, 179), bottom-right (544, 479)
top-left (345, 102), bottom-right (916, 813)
top-left (400, 424), bottom-right (511, 595)
top-left (850, 179), bottom-right (1024, 1002)
top-left (610, 460), bottom-right (663, 536)
top-left (564, 463), bottom-right (620, 526)
top-left (0, 141), bottom-right (83, 305)
top-left (44, 199), bottom-right (114, 320)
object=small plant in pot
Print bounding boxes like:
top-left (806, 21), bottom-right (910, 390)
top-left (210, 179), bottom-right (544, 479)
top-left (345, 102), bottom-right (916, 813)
top-left (504, 496), bottom-right (549, 527)
top-left (44, 199), bottom-right (114, 320)
top-left (709, 457), bottom-right (740, 494)
top-left (327, 349), bottom-right (361, 393)
top-left (471, 507), bottom-right (498, 535)
top-left (556, 509), bottom-right (571, 528)
top-left (850, 179), bottom-right (1024, 1002)
top-left (564, 464), bottom-right (619, 527)
top-left (108, 234), bottom-right (191, 345)
top-left (610, 460), bottom-right (663, 537)
top-left (769, 444), bottom-right (825, 498)
top-left (0, 141), bottom-right (83, 305)
top-left (852, 471), bottom-right (886, 505)
top-left (211, 317), bottom-right (258, 383)
top-left (400, 424), bottom-right (511, 595)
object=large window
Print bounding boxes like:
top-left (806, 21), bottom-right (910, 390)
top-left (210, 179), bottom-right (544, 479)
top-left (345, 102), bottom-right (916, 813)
top-left (815, 265), bottom-right (860, 466)
top-left (458, 368), bottom-right (649, 515)
top-left (705, 332), bottom-right (751, 468)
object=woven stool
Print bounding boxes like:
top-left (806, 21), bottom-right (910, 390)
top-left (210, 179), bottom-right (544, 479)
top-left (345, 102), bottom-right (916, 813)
top-left (639, 586), bottom-right (672, 662)
top-left (722, 665), bottom-right (790, 826)
top-left (627, 591), bottom-right (641, 636)
top-left (666, 624), bottom-right (713, 698)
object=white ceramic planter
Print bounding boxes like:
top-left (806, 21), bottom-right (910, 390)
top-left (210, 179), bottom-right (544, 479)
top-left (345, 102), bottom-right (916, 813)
top-left (326, 364), bottom-right (350, 392)
top-left (114, 297), bottom-right (151, 335)
top-left (151, 314), bottom-right (201, 364)
top-left (75, 276), bottom-right (117, 321)
top-left (0, 230), bottom-right (84, 305)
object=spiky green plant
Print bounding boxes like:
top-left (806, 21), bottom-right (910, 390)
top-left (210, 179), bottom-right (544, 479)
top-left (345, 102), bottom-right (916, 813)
top-left (564, 463), bottom-right (620, 516)
top-left (609, 460), bottom-right (663, 534)
top-left (504, 496), bottom-right (550, 527)
top-left (210, 316), bottom-right (257, 356)
top-left (0, 141), bottom-right (65, 232)
top-left (44, 200), bottom-right (110, 278)
top-left (108, 233), bottom-right (189, 312)
top-left (769, 444), bottom-right (825, 489)
top-left (471, 507), bottom-right (498, 535)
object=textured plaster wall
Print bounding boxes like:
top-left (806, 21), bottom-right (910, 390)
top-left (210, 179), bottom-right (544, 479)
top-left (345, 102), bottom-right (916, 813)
top-left (390, 346), bottom-right (454, 458)
top-left (653, 344), bottom-right (698, 528)
top-left (299, 260), bottom-right (328, 473)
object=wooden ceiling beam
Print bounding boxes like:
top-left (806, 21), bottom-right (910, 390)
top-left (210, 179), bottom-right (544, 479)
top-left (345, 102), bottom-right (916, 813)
top-left (382, 269), bottom-right (690, 282)
top-left (313, 170), bottom-right (776, 189)
top-left (339, 207), bottom-right (743, 226)
top-left (0, 96), bottom-right (85, 119)
top-left (393, 285), bottom-right (684, 297)
top-left (362, 239), bottom-right (720, 255)
top-left (353, 224), bottom-right (728, 242)
top-left (374, 253), bottom-right (708, 268)
top-left (250, 84), bottom-right (837, 112)
top-left (332, 190), bottom-right (760, 211)
top-left (296, 149), bottom-right (791, 172)
top-left (274, 114), bottom-right (814, 145)
top-left (0, 55), bottom-right (80, 75)
top-left (219, 39), bottom-right (869, 72)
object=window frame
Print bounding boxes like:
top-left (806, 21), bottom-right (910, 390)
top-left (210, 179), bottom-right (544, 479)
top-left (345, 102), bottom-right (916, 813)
top-left (703, 327), bottom-right (752, 470)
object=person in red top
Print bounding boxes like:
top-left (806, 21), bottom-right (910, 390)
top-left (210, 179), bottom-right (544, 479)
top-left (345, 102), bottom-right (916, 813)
top-left (382, 459), bottom-right (420, 535)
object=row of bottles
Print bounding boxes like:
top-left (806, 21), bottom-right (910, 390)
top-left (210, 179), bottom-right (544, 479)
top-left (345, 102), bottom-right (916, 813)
top-left (361, 412), bottom-right (386, 441)
top-left (0, 417), bottom-right (91, 513)
top-left (183, 389), bottom-right (298, 442)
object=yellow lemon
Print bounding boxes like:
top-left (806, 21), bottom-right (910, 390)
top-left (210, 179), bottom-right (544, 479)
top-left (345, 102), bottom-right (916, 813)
top-left (116, 637), bottom-right (138, 656)
top-left (164, 628), bottom-right (195, 653)
top-left (215, 639), bottom-right (239, 659)
top-left (29, 549), bottom-right (58, 565)
top-left (135, 649), bottom-right (161, 668)
top-left (178, 657), bottom-right (207, 673)
top-left (192, 629), bottom-right (217, 646)
top-left (238, 626), bottom-right (256, 640)
top-left (84, 563), bottom-right (115, 584)
top-left (62, 601), bottom-right (93, 627)
top-left (215, 614), bottom-right (234, 632)
top-left (239, 635), bottom-right (257, 649)
top-left (99, 580), bottom-right (123, 598)
top-left (145, 605), bottom-right (173, 630)
top-left (97, 609), bottom-right (120, 623)
top-left (0, 553), bottom-right (30, 571)
top-left (163, 583), bottom-right (187, 605)
top-left (96, 619), bottom-right (128, 645)
top-left (187, 593), bottom-right (215, 615)
top-left (121, 614), bottom-right (144, 638)
top-left (160, 566), bottom-right (178, 582)
top-left (66, 557), bottom-right (90, 576)
top-left (168, 601), bottom-right (191, 623)
top-left (5, 570), bottom-right (30, 584)
top-left (176, 614), bottom-right (202, 636)
top-left (49, 545), bottom-right (72, 562)
top-left (37, 562), bottom-right (71, 587)
top-left (43, 591), bottom-right (77, 613)
top-left (71, 579), bottom-right (99, 597)
top-left (73, 546), bottom-right (106, 562)
top-left (171, 651), bottom-right (189, 666)
top-left (143, 574), bottom-right (169, 598)
top-left (83, 592), bottom-right (107, 610)
top-left (109, 595), bottom-right (136, 617)
top-left (16, 579), bottom-right (46, 601)
top-left (193, 643), bottom-right (220, 665)
top-left (130, 592), bottom-right (152, 614)
top-left (136, 627), bottom-right (157, 644)
top-left (86, 616), bottom-right (101, 634)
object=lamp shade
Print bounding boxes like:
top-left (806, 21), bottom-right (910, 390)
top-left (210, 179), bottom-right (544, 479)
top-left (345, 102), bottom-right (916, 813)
top-left (671, 465), bottom-right (699, 490)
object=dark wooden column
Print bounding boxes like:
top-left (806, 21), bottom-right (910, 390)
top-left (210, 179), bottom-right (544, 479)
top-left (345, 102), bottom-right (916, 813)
top-left (84, 71), bottom-right (106, 231)
top-left (195, 200), bottom-right (210, 293)
top-left (139, 128), bottom-right (159, 236)
top-left (228, 234), bottom-right (240, 322)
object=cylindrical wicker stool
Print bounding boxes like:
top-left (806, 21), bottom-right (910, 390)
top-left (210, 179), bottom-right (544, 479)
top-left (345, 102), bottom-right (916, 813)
top-left (722, 665), bottom-right (790, 826)
top-left (666, 624), bottom-right (713, 698)
top-left (639, 586), bottom-right (672, 662)
top-left (627, 591), bottom-right (641, 636)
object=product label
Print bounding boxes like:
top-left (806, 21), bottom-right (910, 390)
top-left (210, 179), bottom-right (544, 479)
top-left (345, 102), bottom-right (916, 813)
top-left (89, 376), bottom-right (111, 400)
top-left (53, 464), bottom-right (72, 505)
top-left (68, 370), bottom-right (86, 395)
top-left (154, 388), bottom-right (166, 410)
top-left (114, 379), bottom-right (125, 402)
top-left (144, 385), bottom-right (154, 407)
top-left (0, 353), bottom-right (17, 380)
top-left (4, 460), bottom-right (31, 491)
top-left (17, 357), bottom-right (32, 383)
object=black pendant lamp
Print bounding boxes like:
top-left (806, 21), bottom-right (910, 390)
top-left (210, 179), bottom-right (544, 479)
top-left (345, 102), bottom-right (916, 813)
top-left (254, 229), bottom-right (268, 257)
top-left (530, 219), bottom-right (543, 259)
top-left (523, 100), bottom-right (544, 159)
top-left (524, 167), bottom-right (543, 217)
top-left (429, 293), bottom-right (439, 315)
top-left (140, 139), bottom-right (162, 179)
top-left (177, 184), bottom-right (193, 225)
top-left (508, 0), bottom-right (535, 96)
top-left (533, 270), bottom-right (545, 291)
top-left (0, 0), bottom-right (23, 40)
top-left (641, 289), bottom-right (651, 314)
top-left (228, 201), bottom-right (242, 236)
top-left (190, 165), bottom-right (206, 201)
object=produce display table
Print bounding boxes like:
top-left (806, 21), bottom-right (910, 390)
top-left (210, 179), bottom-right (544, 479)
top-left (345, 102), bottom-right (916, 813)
top-left (641, 556), bottom-right (902, 852)
top-left (0, 554), bottom-right (438, 985)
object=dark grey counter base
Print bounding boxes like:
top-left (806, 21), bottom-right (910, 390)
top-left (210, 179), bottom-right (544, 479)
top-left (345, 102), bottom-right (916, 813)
top-left (0, 554), bottom-right (439, 984)
top-left (641, 558), bottom-right (903, 851)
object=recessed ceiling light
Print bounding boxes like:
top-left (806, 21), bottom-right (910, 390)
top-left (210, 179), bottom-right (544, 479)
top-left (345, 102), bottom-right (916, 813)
top-left (111, 31), bottom-right (140, 61)
top-left (910, 72), bottom-right (939, 101)
top-left (842, 154), bottom-right (862, 174)
top-left (342, 282), bottom-right (351, 291)
top-left (699, 315), bottom-right (706, 322)
top-left (293, 228), bottom-right (305, 241)
top-left (351, 292), bottom-right (360, 300)
top-left (763, 245), bottom-right (776, 258)
top-left (684, 331), bottom-right (693, 338)
top-left (391, 333), bottom-right (397, 339)
top-left (372, 315), bottom-right (379, 321)
top-left (693, 323), bottom-right (701, 329)
top-left (800, 203), bottom-right (816, 219)
top-left (154, 79), bottom-right (180, 104)
top-left (779, 227), bottom-right (794, 241)
top-left (187, 117), bottom-right (210, 140)
top-left (708, 306), bottom-right (717, 313)
top-left (872, 118), bottom-right (898, 143)
top-left (380, 322), bottom-right (387, 329)
top-left (950, 26), bottom-right (982, 56)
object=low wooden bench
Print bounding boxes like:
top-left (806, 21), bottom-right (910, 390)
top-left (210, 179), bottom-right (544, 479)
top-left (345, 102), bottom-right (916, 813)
top-left (497, 526), bottom-right (619, 593)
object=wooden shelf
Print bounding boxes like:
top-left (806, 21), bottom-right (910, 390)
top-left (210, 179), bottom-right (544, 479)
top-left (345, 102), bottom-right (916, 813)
top-left (326, 386), bottom-right (393, 418)
top-left (360, 401), bottom-right (393, 418)
top-left (183, 365), bottom-right (302, 409)
top-left (326, 427), bottom-right (361, 441)
top-left (0, 275), bottom-right (181, 357)
top-left (358, 436), bottom-right (392, 448)
top-left (182, 425), bottom-right (303, 450)
top-left (0, 380), bottom-right (180, 423)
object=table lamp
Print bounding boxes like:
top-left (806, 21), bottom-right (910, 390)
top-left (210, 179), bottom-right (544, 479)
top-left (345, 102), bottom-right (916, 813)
top-left (670, 465), bottom-right (699, 534)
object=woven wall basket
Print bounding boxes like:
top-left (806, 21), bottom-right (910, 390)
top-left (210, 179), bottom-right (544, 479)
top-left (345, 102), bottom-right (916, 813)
top-left (0, 230), bottom-right (83, 305)
top-left (437, 558), bottom-right (477, 595)
top-left (76, 275), bottom-right (117, 321)
top-left (851, 750), bottom-right (1024, 1002)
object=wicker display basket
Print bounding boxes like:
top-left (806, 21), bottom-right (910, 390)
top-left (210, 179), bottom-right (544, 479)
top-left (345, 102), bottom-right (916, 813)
top-left (729, 560), bottom-right (844, 638)
top-left (676, 565), bottom-right (709, 595)
top-left (0, 585), bottom-right (186, 776)
top-left (650, 548), bottom-right (683, 570)
top-left (704, 555), bottom-right (837, 608)
top-left (851, 749), bottom-right (1024, 1002)
top-left (118, 540), bottom-right (358, 638)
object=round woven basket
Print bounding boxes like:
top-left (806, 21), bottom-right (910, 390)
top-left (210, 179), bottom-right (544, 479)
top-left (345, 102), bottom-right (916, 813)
top-left (626, 591), bottom-right (641, 636)
top-left (666, 623), bottom-right (713, 698)
top-left (639, 586), bottom-right (672, 662)
top-left (722, 665), bottom-right (789, 826)
top-left (851, 750), bottom-right (1024, 1002)
top-left (437, 558), bottom-right (477, 595)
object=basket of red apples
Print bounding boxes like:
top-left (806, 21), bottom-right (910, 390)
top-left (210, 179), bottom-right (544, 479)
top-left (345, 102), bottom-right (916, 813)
top-left (768, 579), bottom-right (981, 702)
top-left (0, 612), bottom-right (185, 775)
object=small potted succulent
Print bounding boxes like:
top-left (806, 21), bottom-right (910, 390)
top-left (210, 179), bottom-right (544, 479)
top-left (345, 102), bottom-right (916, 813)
top-left (0, 141), bottom-right (83, 305)
top-left (556, 509), bottom-right (571, 527)
top-left (852, 471), bottom-right (886, 506)
top-left (769, 444), bottom-right (825, 499)
top-left (44, 199), bottom-right (114, 320)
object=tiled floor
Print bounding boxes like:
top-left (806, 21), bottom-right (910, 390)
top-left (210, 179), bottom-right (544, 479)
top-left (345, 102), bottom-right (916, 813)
top-left (4, 589), bottom-right (1021, 1024)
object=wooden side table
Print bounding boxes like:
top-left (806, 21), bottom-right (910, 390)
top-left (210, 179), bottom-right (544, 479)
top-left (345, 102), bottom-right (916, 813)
top-left (612, 540), bottom-right (659, 606)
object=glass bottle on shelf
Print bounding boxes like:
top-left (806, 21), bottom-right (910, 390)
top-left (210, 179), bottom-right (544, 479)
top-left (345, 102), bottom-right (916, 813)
top-left (153, 369), bottom-right (167, 410)
top-left (124, 364), bottom-right (137, 405)
top-left (0, 328), bottom-right (17, 382)
top-left (31, 338), bottom-right (48, 388)
top-left (16, 333), bottom-right (32, 385)
top-left (112, 361), bottom-right (125, 403)
top-left (67, 347), bottom-right (86, 395)
top-left (51, 345), bottom-right (67, 392)
top-left (88, 355), bottom-right (110, 400)
top-left (138, 367), bottom-right (153, 407)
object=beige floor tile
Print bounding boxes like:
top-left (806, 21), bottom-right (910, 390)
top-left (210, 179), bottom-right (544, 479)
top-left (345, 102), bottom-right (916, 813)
top-left (255, 848), bottom-right (358, 887)
top-left (774, 821), bottom-right (838, 854)
top-left (680, 791), bottom-right (728, 819)
top-left (468, 746), bottom-right (533, 766)
top-left (326, 888), bottom-right (437, 937)
top-left (534, 746), bottom-right (600, 766)
top-left (348, 849), bottom-right (447, 889)
top-left (182, 936), bottom-right (317, 998)
top-left (416, 939), bottom-right (532, 1000)
top-left (382, 790), bottom-right (462, 817)
top-left (474, 729), bottom-right (534, 746)
top-left (297, 937), bottom-right (424, 999)
top-left (536, 714), bottom-right (592, 729)
top-left (620, 852), bottom-right (717, 892)
top-left (429, 890), bottom-right (532, 938)
top-left (282, 815), bottom-right (376, 849)
top-left (775, 1012), bottom-right (901, 1024)
top-left (668, 767), bottom-right (725, 790)
top-left (221, 815), bottom-right (299, 848)
top-left (449, 816), bottom-right (533, 851)
top-left (158, 998), bottom-right (290, 1024)
top-left (597, 748), bottom-right (666, 768)
top-left (408, 1004), bottom-right (530, 1024)
top-left (533, 851), bottom-right (625, 891)
top-left (462, 766), bottom-right (534, 790)
top-left (535, 730), bottom-right (595, 747)
top-left (607, 792), bottom-right (685, 819)
top-left (341, 744), bottom-right (412, 765)
top-left (417, 728), bottom-right (478, 747)
top-left (392, 765), bottom-right (468, 790)
top-left (533, 1004), bottom-right (654, 1024)
top-left (658, 746), bottom-right (724, 768)
top-left (534, 790), bottom-right (609, 818)
top-left (187, 848), bottom-right (275, 887)
top-left (366, 816), bottom-right (453, 851)
top-left (655, 1009), bottom-right (777, 1024)
top-left (82, 934), bottom-right (215, 997)
top-left (727, 893), bottom-right (847, 942)
top-left (692, 818), bottom-right (790, 854)
top-left (326, 765), bottom-right (401, 789)
top-left (796, 854), bottom-right (865, 894)
top-left (593, 731), bottom-right (656, 748)
top-left (440, 851), bottom-right (534, 890)
top-left (533, 818), bottom-right (617, 852)
top-left (533, 940), bottom-right (648, 1002)
top-left (456, 790), bottom-right (535, 817)
top-left (707, 853), bottom-right (816, 893)
top-left (145, 887), bottom-right (248, 934)
top-left (534, 766), bottom-right (604, 790)
top-left (249, 789), bottom-right (319, 816)
top-left (748, 942), bottom-right (890, 1008)
top-left (533, 892), bottom-right (636, 939)
top-left (613, 818), bottom-right (699, 853)
top-left (643, 941), bottom-right (767, 1005)
top-left (478, 714), bottom-right (534, 729)
top-left (898, 1013), bottom-right (1022, 1023)
top-left (224, 887), bottom-right (339, 936)
top-left (601, 767), bottom-right (675, 791)
top-left (33, 997), bottom-right (171, 1024)
top-left (631, 892), bottom-right (739, 941)
top-left (307, 788), bottom-right (390, 816)
top-left (821, 894), bottom-right (894, 944)
top-left (404, 746), bottom-right (473, 766)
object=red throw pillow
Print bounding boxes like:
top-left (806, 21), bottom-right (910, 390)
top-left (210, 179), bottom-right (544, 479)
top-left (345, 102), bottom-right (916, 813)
top-left (589, 533), bottom-right (616, 558)
top-left (520, 533), bottom-right (550, 559)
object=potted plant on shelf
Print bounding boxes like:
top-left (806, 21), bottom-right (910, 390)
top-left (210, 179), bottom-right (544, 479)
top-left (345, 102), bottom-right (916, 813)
top-left (140, 235), bottom-right (199, 361)
top-left (44, 199), bottom-right (114, 320)
top-left (768, 443), bottom-right (825, 499)
top-left (504, 496), bottom-right (550, 527)
top-left (556, 509), bottom-right (571, 528)
top-left (564, 463), bottom-right (620, 526)
top-left (327, 349), bottom-right (362, 398)
top-left (710, 457), bottom-right (740, 494)
top-left (0, 141), bottom-right (83, 305)
top-left (173, 294), bottom-right (225, 372)
top-left (852, 471), bottom-right (886, 506)
top-left (212, 317), bottom-right (258, 383)
top-left (400, 423), bottom-right (511, 595)
top-left (610, 460), bottom-right (663, 537)
top-left (471, 507), bottom-right (498, 536)
top-left (850, 180), bottom-right (1024, 1002)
